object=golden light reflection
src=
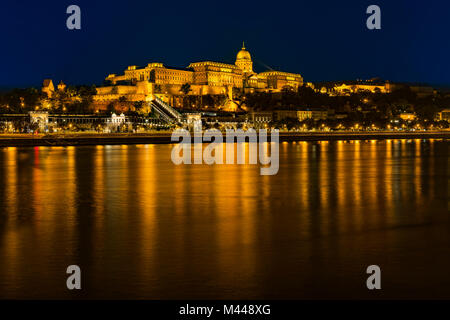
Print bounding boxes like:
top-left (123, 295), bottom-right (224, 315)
top-left (5, 147), bottom-right (17, 219)
top-left (414, 140), bottom-right (422, 205)
top-left (366, 140), bottom-right (380, 227)
top-left (385, 139), bottom-right (393, 217)
top-left (2, 148), bottom-right (19, 287)
top-left (198, 142), bottom-right (263, 281)
top-left (349, 140), bottom-right (362, 232)
top-left (94, 146), bottom-right (105, 228)
top-left (298, 141), bottom-right (310, 215)
top-left (137, 144), bottom-right (158, 278)
top-left (336, 141), bottom-right (346, 210)
top-left (32, 147), bottom-right (43, 222)
top-left (0, 140), bottom-right (446, 298)
top-left (319, 141), bottom-right (330, 212)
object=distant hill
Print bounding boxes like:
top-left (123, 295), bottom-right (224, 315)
top-left (0, 86), bottom-right (16, 93)
top-left (0, 85), bottom-right (42, 93)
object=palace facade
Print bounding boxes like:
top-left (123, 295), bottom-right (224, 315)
top-left (93, 43), bottom-right (304, 110)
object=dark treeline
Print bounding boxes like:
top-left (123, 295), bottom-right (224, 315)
top-left (243, 85), bottom-right (450, 121)
top-left (0, 85), bottom-right (96, 114)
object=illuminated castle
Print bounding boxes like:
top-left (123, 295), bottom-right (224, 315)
top-left (94, 43), bottom-right (304, 110)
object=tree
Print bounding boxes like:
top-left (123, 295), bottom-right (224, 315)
top-left (180, 83), bottom-right (192, 108)
top-left (154, 84), bottom-right (162, 93)
top-left (281, 85), bottom-right (294, 93)
top-left (180, 83), bottom-right (191, 95)
top-left (0, 88), bottom-right (43, 112)
top-left (232, 87), bottom-right (243, 101)
top-left (106, 102), bottom-right (117, 114)
top-left (134, 101), bottom-right (144, 113)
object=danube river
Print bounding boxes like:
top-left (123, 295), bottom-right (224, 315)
top-left (0, 140), bottom-right (449, 299)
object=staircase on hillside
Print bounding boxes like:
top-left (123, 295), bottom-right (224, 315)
top-left (150, 97), bottom-right (182, 122)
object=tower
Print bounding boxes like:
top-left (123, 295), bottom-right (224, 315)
top-left (235, 41), bottom-right (253, 74)
top-left (57, 80), bottom-right (66, 91)
top-left (42, 79), bottom-right (55, 98)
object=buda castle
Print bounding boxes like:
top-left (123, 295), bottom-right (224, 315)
top-left (93, 43), bottom-right (304, 110)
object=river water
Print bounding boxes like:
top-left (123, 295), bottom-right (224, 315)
top-left (0, 140), bottom-right (448, 299)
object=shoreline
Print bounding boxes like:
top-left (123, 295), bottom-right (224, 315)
top-left (0, 131), bottom-right (448, 147)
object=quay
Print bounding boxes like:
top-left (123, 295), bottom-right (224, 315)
top-left (0, 131), bottom-right (448, 147)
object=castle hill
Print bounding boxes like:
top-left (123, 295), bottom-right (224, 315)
top-left (1, 43), bottom-right (449, 146)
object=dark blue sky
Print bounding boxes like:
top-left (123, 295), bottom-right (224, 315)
top-left (1, 0), bottom-right (449, 87)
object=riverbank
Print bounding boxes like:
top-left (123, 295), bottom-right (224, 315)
top-left (0, 131), bottom-right (449, 147)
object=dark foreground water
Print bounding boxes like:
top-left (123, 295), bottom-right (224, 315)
top-left (0, 140), bottom-right (448, 299)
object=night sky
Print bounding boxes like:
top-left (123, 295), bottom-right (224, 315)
top-left (1, 0), bottom-right (449, 87)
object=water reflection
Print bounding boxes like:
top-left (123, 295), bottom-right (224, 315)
top-left (0, 140), bottom-right (449, 299)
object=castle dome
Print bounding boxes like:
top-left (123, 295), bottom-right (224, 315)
top-left (236, 42), bottom-right (251, 60)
